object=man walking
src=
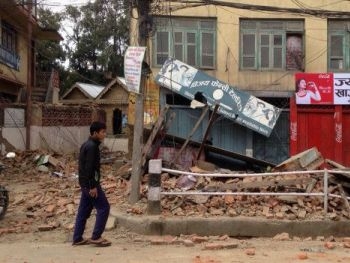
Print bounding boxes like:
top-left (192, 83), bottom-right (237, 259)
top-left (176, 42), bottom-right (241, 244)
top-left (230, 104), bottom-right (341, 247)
top-left (72, 121), bottom-right (111, 247)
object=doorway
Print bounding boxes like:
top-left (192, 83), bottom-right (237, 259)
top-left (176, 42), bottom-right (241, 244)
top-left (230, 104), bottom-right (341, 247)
top-left (113, 108), bottom-right (122, 135)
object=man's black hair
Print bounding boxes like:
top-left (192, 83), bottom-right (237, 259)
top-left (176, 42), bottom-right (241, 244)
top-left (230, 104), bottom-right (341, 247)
top-left (90, 121), bottom-right (106, 135)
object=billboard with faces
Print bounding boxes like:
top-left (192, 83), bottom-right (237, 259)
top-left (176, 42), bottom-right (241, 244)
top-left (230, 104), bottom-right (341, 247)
top-left (155, 58), bottom-right (282, 137)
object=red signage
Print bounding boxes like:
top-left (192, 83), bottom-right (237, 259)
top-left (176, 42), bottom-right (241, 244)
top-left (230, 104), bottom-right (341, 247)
top-left (295, 73), bottom-right (333, 105)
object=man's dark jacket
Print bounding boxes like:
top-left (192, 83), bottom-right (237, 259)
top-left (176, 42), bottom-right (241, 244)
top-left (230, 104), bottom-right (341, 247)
top-left (78, 137), bottom-right (101, 189)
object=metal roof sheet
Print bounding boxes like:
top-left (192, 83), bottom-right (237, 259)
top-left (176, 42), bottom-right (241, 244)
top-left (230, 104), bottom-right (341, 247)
top-left (76, 82), bottom-right (105, 98)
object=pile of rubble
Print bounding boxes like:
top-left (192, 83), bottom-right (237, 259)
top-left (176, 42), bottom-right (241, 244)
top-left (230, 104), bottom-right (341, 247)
top-left (157, 147), bottom-right (350, 220)
top-left (0, 146), bottom-right (349, 237)
top-left (0, 149), bottom-right (130, 235)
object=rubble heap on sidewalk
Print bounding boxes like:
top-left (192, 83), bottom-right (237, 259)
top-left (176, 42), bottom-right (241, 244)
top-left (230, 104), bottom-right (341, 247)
top-left (0, 147), bottom-right (349, 237)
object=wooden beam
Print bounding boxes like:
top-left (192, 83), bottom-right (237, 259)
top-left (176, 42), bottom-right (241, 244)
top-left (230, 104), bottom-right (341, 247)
top-left (172, 106), bottom-right (209, 166)
top-left (196, 104), bottom-right (219, 160)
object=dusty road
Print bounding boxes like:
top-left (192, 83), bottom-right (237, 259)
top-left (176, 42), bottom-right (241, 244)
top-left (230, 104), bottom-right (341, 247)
top-left (0, 228), bottom-right (350, 263)
top-left (1, 151), bottom-right (350, 262)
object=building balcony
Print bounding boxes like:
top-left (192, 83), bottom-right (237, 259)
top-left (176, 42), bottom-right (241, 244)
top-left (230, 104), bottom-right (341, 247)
top-left (0, 45), bottom-right (20, 70)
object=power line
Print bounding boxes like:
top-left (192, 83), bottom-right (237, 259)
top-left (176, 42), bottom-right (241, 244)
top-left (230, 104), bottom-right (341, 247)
top-left (169, 0), bottom-right (350, 18)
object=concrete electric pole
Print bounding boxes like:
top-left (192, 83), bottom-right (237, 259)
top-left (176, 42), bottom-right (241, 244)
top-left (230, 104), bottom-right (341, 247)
top-left (129, 0), bottom-right (152, 204)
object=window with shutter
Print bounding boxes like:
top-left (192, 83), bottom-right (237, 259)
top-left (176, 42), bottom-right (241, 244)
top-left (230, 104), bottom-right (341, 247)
top-left (153, 17), bottom-right (216, 69)
top-left (240, 19), bottom-right (304, 71)
top-left (0, 20), bottom-right (20, 70)
top-left (328, 20), bottom-right (350, 71)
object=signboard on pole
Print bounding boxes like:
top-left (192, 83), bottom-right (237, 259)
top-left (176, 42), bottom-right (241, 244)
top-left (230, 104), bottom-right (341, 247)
top-left (124, 46), bottom-right (146, 93)
top-left (155, 58), bottom-right (281, 137)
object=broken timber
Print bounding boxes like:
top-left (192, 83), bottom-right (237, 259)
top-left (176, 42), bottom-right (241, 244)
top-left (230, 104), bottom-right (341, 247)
top-left (160, 133), bottom-right (275, 168)
top-left (196, 104), bottom-right (219, 160)
top-left (141, 105), bottom-right (175, 168)
top-left (172, 105), bottom-right (209, 166)
top-left (326, 159), bottom-right (350, 192)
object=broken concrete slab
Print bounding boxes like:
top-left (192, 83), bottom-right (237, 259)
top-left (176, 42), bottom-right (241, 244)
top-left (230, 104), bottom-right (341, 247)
top-left (273, 147), bottom-right (324, 172)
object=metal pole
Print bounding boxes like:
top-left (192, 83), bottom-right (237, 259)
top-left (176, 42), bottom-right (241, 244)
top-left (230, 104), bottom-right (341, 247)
top-left (323, 169), bottom-right (328, 214)
top-left (148, 159), bottom-right (162, 215)
top-left (25, 2), bottom-right (33, 150)
top-left (161, 167), bottom-right (324, 178)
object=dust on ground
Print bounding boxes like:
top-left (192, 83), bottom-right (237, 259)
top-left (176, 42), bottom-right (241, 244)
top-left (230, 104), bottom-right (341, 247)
top-left (0, 150), bottom-right (350, 262)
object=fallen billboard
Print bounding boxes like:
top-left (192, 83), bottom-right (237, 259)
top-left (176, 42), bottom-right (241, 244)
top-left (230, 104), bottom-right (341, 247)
top-left (155, 58), bottom-right (282, 137)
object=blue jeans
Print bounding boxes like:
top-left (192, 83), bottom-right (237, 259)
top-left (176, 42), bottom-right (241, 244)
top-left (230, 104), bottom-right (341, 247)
top-left (73, 185), bottom-right (110, 243)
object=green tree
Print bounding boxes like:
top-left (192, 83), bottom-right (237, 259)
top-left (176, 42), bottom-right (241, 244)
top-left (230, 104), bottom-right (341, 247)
top-left (64, 0), bottom-right (130, 84)
top-left (36, 7), bottom-right (65, 71)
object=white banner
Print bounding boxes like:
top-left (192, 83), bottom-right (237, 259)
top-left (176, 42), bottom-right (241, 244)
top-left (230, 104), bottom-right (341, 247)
top-left (333, 73), bottom-right (350, 105)
top-left (124, 46), bottom-right (146, 93)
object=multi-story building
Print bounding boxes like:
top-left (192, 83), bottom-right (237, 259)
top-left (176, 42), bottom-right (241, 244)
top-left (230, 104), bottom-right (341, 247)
top-left (0, 0), bottom-right (61, 103)
top-left (0, 0), bottom-right (61, 151)
top-left (130, 0), bottom-right (350, 166)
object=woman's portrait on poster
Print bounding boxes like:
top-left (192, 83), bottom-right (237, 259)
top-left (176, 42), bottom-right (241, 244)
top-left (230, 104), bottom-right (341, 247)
top-left (295, 78), bottom-right (321, 104)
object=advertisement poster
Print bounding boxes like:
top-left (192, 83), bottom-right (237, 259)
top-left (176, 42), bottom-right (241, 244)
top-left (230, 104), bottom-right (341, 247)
top-left (295, 73), bottom-right (333, 105)
top-left (155, 58), bottom-right (281, 137)
top-left (124, 46), bottom-right (146, 93)
top-left (333, 73), bottom-right (350, 105)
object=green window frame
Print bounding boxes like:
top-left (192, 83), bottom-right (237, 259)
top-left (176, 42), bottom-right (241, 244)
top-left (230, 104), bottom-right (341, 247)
top-left (153, 17), bottom-right (216, 69)
top-left (240, 20), bottom-right (304, 71)
top-left (328, 20), bottom-right (350, 71)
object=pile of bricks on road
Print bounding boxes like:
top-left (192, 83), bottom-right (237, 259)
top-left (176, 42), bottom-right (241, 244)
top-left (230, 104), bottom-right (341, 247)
top-left (157, 169), bottom-right (348, 220)
top-left (0, 149), bottom-right (130, 236)
top-left (154, 147), bottom-right (350, 220)
top-left (0, 147), bottom-right (350, 237)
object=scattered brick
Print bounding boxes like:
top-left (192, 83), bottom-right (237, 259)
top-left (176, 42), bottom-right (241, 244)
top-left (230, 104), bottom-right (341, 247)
top-left (245, 248), bottom-right (255, 256)
top-left (191, 235), bottom-right (209, 243)
top-left (222, 242), bottom-right (239, 249)
top-left (324, 242), bottom-right (336, 249)
top-left (38, 224), bottom-right (55, 231)
top-left (203, 243), bottom-right (224, 250)
top-left (343, 242), bottom-right (350, 248)
top-left (183, 239), bottom-right (195, 247)
top-left (297, 252), bottom-right (308, 260)
top-left (273, 232), bottom-right (290, 241)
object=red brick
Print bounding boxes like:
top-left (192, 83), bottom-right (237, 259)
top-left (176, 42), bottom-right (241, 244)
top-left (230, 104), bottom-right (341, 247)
top-left (204, 243), bottom-right (224, 250)
top-left (297, 252), bottom-right (308, 260)
top-left (245, 248), bottom-right (255, 256)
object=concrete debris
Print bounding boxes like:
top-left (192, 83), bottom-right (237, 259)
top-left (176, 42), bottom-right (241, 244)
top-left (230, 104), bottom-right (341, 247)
top-left (175, 175), bottom-right (197, 190)
top-left (5, 152), bottom-right (15, 158)
top-left (1, 147), bottom-right (350, 240)
top-left (273, 147), bottom-right (324, 172)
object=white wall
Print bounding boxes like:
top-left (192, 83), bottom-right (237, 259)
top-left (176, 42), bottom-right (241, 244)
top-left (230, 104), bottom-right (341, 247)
top-left (30, 126), bottom-right (90, 153)
top-left (0, 127), bottom-right (26, 154)
top-left (1, 126), bottom-right (128, 154)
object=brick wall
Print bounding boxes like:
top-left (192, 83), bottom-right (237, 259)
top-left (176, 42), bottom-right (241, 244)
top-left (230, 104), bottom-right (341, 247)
top-left (41, 105), bottom-right (96, 126)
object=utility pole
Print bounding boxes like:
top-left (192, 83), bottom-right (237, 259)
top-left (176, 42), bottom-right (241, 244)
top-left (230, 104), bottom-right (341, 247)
top-left (26, 1), bottom-right (33, 150)
top-left (129, 0), bottom-right (151, 204)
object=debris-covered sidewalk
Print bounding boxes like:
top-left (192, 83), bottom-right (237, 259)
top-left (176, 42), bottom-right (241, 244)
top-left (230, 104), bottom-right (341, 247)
top-left (0, 146), bottom-right (350, 238)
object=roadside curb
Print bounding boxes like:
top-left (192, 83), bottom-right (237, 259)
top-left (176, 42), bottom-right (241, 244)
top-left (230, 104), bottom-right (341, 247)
top-left (110, 209), bottom-right (350, 237)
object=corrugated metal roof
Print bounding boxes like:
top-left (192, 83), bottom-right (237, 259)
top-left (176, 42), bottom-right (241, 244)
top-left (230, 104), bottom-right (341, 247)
top-left (76, 82), bottom-right (104, 99)
top-left (117, 77), bottom-right (126, 86)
